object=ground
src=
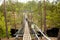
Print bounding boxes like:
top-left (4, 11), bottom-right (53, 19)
top-left (1, 37), bottom-right (57, 40)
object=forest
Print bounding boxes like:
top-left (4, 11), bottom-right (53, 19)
top-left (0, 0), bottom-right (60, 38)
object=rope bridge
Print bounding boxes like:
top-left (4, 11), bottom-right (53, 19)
top-left (15, 13), bottom-right (51, 40)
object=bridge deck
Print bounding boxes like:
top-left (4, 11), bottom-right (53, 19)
top-left (23, 15), bottom-right (31, 40)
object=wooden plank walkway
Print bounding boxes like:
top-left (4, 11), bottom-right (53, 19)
top-left (23, 13), bottom-right (31, 40)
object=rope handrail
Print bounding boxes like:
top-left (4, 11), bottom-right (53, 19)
top-left (33, 24), bottom-right (51, 40)
top-left (15, 27), bottom-right (23, 40)
top-left (31, 24), bottom-right (40, 40)
top-left (14, 26), bottom-right (23, 35)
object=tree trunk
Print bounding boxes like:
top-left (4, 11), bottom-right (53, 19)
top-left (4, 0), bottom-right (9, 39)
top-left (44, 0), bottom-right (47, 35)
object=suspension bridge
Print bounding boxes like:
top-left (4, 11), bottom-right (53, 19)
top-left (14, 13), bottom-right (51, 40)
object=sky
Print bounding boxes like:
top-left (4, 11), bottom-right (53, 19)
top-left (0, 0), bottom-right (3, 5)
top-left (0, 0), bottom-right (55, 6)
top-left (16, 0), bottom-right (54, 3)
